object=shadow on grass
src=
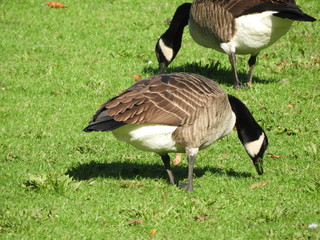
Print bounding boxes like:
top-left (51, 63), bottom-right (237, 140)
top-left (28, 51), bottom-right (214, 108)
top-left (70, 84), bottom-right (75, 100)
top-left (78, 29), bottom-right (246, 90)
top-left (66, 160), bottom-right (253, 182)
top-left (142, 61), bottom-right (277, 87)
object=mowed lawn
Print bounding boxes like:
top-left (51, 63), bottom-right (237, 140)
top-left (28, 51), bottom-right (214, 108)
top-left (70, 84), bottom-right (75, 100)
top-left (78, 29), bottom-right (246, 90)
top-left (0, 0), bottom-right (319, 239)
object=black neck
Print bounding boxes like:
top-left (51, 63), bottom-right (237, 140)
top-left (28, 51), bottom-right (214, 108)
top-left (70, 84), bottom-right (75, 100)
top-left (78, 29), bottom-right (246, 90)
top-left (160, 3), bottom-right (191, 50)
top-left (227, 95), bottom-right (265, 145)
top-left (228, 95), bottom-right (268, 175)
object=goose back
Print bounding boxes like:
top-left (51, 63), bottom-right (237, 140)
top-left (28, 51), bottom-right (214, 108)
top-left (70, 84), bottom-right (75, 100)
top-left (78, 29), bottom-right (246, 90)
top-left (99, 73), bottom-right (225, 125)
top-left (193, 0), bottom-right (297, 17)
top-left (85, 73), bottom-right (235, 149)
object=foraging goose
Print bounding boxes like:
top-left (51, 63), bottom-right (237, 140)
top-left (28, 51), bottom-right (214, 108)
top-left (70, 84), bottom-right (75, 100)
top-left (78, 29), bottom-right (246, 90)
top-left (155, 0), bottom-right (316, 88)
top-left (83, 73), bottom-right (268, 191)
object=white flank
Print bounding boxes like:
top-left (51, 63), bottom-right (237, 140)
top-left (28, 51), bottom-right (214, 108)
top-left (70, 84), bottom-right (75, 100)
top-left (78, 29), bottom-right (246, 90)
top-left (220, 42), bottom-right (236, 56)
top-left (244, 133), bottom-right (265, 158)
top-left (232, 11), bottom-right (294, 55)
top-left (186, 147), bottom-right (199, 156)
top-left (158, 38), bottom-right (174, 62)
top-left (189, 19), bottom-right (222, 51)
top-left (112, 124), bottom-right (184, 154)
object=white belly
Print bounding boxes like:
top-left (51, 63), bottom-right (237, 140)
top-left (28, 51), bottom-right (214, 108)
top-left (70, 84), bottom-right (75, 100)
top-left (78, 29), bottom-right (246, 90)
top-left (112, 124), bottom-right (185, 154)
top-left (188, 18), bottom-right (223, 52)
top-left (189, 11), bottom-right (294, 55)
top-left (232, 11), bottom-right (294, 55)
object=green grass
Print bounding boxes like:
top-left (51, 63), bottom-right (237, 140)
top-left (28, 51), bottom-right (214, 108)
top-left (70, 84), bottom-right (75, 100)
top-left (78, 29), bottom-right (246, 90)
top-left (1, 0), bottom-right (319, 239)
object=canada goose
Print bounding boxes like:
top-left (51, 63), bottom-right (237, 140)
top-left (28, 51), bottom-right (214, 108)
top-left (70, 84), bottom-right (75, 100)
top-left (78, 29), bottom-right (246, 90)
top-left (155, 0), bottom-right (316, 88)
top-left (83, 72), bottom-right (268, 192)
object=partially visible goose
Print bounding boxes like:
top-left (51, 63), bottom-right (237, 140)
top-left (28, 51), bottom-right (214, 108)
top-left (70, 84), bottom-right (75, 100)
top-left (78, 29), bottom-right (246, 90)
top-left (83, 73), bottom-right (268, 192)
top-left (155, 0), bottom-right (316, 88)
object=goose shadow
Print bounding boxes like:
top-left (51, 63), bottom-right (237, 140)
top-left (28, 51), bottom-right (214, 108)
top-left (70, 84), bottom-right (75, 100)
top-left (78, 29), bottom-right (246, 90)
top-left (66, 160), bottom-right (253, 182)
top-left (142, 61), bottom-right (277, 86)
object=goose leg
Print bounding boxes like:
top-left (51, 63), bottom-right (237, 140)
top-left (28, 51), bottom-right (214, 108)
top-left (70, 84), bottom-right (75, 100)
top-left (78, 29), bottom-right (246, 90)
top-left (247, 55), bottom-right (257, 88)
top-left (186, 155), bottom-right (195, 192)
top-left (161, 154), bottom-right (176, 185)
top-left (228, 52), bottom-right (241, 89)
top-left (185, 147), bottom-right (198, 192)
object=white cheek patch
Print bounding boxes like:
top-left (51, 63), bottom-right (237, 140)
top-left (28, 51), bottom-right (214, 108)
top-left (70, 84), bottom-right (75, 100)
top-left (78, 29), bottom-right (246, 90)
top-left (244, 133), bottom-right (265, 158)
top-left (158, 38), bottom-right (174, 62)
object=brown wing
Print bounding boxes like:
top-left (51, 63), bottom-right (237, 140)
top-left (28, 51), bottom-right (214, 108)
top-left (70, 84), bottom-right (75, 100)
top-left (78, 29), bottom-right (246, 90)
top-left (101, 73), bottom-right (226, 126)
top-left (191, 1), bottom-right (236, 43)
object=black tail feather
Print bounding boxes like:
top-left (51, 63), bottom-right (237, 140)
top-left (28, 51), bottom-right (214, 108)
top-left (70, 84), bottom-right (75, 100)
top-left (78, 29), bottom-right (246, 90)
top-left (83, 101), bottom-right (127, 132)
top-left (241, 3), bottom-right (316, 22)
top-left (274, 11), bottom-right (316, 22)
top-left (83, 120), bottom-right (126, 132)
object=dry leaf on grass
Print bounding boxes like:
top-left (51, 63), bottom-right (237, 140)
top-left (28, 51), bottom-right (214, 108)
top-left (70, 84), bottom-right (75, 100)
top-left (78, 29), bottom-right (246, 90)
top-left (119, 180), bottom-right (144, 188)
top-left (268, 153), bottom-right (282, 159)
top-left (46, 2), bottom-right (67, 8)
top-left (150, 229), bottom-right (157, 238)
top-left (259, 104), bottom-right (267, 111)
top-left (250, 180), bottom-right (270, 189)
top-left (287, 103), bottom-right (295, 108)
top-left (132, 74), bottom-right (142, 82)
top-left (126, 219), bottom-right (143, 225)
top-left (161, 192), bottom-right (166, 199)
top-left (277, 60), bottom-right (287, 67)
top-left (172, 153), bottom-right (182, 165)
top-left (195, 214), bottom-right (208, 222)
